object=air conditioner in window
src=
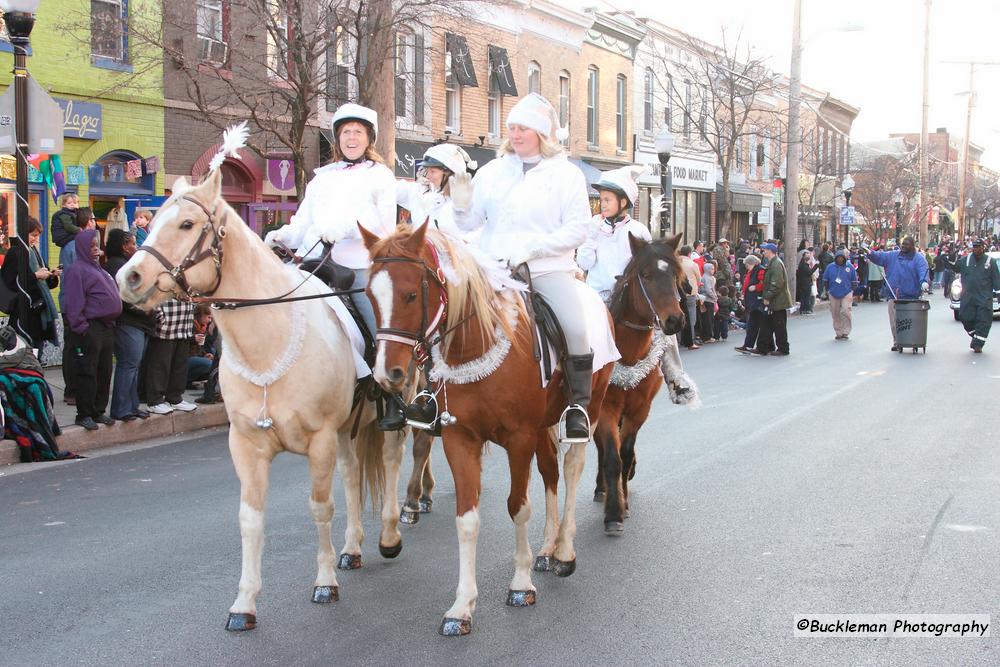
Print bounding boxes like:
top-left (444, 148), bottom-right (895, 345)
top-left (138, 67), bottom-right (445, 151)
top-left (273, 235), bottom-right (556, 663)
top-left (198, 37), bottom-right (227, 65)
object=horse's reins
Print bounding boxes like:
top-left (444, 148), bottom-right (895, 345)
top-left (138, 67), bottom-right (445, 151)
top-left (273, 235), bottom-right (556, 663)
top-left (616, 261), bottom-right (684, 332)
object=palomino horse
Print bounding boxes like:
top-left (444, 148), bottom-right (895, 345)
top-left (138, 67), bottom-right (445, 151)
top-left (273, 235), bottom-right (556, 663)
top-left (360, 222), bottom-right (613, 636)
top-left (593, 233), bottom-right (686, 534)
top-left (117, 168), bottom-right (408, 631)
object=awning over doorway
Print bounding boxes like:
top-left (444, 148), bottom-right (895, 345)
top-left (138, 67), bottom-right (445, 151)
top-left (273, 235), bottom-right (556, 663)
top-left (718, 181), bottom-right (763, 213)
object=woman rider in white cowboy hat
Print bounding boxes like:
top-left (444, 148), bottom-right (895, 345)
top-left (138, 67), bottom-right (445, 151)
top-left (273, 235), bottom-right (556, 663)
top-left (397, 143), bottom-right (477, 239)
top-left (577, 165), bottom-right (701, 405)
top-left (265, 103), bottom-right (404, 427)
top-left (447, 93), bottom-right (594, 442)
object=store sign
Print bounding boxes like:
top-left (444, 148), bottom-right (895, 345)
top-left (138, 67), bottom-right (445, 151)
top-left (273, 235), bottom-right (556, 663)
top-left (55, 98), bottom-right (102, 140)
top-left (267, 158), bottom-right (295, 191)
top-left (634, 151), bottom-right (717, 191)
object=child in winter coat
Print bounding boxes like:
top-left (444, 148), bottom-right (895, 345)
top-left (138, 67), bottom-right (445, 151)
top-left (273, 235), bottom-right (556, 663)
top-left (716, 285), bottom-right (734, 341)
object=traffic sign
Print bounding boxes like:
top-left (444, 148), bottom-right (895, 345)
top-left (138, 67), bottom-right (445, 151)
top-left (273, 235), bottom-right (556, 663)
top-left (839, 206), bottom-right (856, 226)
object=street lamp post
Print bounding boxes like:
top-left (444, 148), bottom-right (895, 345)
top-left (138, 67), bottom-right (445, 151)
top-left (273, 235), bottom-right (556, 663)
top-left (655, 128), bottom-right (675, 237)
top-left (841, 173), bottom-right (854, 246)
top-left (2, 0), bottom-right (39, 241)
top-left (893, 192), bottom-right (903, 245)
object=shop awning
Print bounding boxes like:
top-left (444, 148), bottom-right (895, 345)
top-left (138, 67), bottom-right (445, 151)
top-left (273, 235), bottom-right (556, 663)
top-left (717, 181), bottom-right (763, 213)
top-left (446, 33), bottom-right (478, 87)
top-left (569, 158), bottom-right (603, 197)
top-left (488, 45), bottom-right (518, 96)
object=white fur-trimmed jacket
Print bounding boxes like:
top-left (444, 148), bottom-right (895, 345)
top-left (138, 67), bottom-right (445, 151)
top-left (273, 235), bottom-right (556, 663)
top-left (396, 180), bottom-right (464, 239)
top-left (454, 153), bottom-right (591, 275)
top-left (577, 214), bottom-right (652, 297)
top-left (271, 160), bottom-right (396, 269)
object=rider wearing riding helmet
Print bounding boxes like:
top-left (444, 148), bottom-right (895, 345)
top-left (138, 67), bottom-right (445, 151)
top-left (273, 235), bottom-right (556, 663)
top-left (397, 143), bottom-right (477, 238)
top-left (577, 166), bottom-right (700, 406)
top-left (264, 103), bottom-right (396, 342)
top-left (449, 93), bottom-right (594, 443)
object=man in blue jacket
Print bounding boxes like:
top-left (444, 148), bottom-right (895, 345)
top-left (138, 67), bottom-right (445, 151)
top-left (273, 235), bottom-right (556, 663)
top-left (864, 236), bottom-right (930, 351)
top-left (822, 249), bottom-right (859, 340)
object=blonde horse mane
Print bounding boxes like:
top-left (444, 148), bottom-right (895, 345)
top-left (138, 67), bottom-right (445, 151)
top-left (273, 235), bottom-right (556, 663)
top-left (370, 226), bottom-right (525, 357)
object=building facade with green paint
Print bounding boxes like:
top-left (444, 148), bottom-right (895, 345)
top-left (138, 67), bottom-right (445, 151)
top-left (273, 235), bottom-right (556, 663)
top-left (0, 0), bottom-right (164, 266)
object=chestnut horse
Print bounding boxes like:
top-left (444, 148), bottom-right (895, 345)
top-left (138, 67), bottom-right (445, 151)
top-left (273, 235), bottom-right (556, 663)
top-left (117, 168), bottom-right (408, 632)
top-left (360, 222), bottom-right (613, 636)
top-left (593, 233), bottom-right (686, 535)
top-left (401, 430), bottom-right (436, 523)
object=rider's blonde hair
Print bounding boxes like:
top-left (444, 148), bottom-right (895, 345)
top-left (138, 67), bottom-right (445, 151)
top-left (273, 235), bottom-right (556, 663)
top-left (497, 130), bottom-right (564, 159)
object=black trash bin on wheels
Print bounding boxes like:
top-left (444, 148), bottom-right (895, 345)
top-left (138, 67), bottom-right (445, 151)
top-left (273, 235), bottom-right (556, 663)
top-left (892, 299), bottom-right (930, 353)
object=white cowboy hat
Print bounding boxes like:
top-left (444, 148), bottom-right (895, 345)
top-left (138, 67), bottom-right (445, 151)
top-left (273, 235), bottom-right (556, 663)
top-left (331, 103), bottom-right (378, 140)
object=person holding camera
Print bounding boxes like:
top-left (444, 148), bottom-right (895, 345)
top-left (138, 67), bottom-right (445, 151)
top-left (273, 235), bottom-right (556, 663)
top-left (0, 216), bottom-right (60, 353)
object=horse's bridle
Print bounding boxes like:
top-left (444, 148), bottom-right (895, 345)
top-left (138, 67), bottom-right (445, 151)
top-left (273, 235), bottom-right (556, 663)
top-left (618, 263), bottom-right (684, 333)
top-left (370, 242), bottom-right (449, 364)
top-left (135, 195), bottom-right (229, 300)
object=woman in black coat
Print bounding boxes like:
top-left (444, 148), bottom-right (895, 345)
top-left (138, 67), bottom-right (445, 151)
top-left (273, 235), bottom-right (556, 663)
top-left (1, 216), bottom-right (60, 350)
top-left (795, 250), bottom-right (819, 314)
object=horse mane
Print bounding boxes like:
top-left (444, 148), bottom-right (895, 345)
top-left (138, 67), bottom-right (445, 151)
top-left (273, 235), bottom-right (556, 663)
top-left (369, 225), bottom-right (524, 357)
top-left (608, 238), bottom-right (682, 321)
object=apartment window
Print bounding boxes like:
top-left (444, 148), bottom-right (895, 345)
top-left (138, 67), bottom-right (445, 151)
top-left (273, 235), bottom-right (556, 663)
top-left (91, 0), bottom-right (127, 63)
top-left (326, 25), bottom-right (349, 111)
top-left (643, 68), bottom-right (654, 133)
top-left (196, 0), bottom-right (227, 65)
top-left (395, 30), bottom-right (422, 120)
top-left (587, 66), bottom-right (599, 146)
top-left (528, 61), bottom-right (541, 96)
top-left (698, 86), bottom-right (707, 140)
top-left (616, 74), bottom-right (627, 152)
top-left (665, 75), bottom-right (673, 132)
top-left (445, 49), bottom-right (461, 133)
top-left (735, 136), bottom-right (743, 171)
top-left (267, 3), bottom-right (290, 79)
top-left (683, 80), bottom-right (692, 140)
top-left (749, 135), bottom-right (757, 179)
top-left (559, 71), bottom-right (571, 146)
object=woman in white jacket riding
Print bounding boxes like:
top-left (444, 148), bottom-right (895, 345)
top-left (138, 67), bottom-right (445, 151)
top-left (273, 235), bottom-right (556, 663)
top-left (396, 143), bottom-right (477, 239)
top-left (577, 166), bottom-right (700, 406)
top-left (450, 93), bottom-right (594, 442)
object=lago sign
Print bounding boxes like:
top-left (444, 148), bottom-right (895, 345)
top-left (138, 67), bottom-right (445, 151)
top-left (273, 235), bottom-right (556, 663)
top-left (55, 98), bottom-right (102, 140)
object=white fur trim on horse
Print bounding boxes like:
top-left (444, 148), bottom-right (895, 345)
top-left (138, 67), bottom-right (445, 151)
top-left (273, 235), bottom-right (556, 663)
top-left (225, 300), bottom-right (306, 387)
top-left (610, 330), bottom-right (670, 390)
top-left (429, 325), bottom-right (512, 385)
top-left (208, 121), bottom-right (250, 173)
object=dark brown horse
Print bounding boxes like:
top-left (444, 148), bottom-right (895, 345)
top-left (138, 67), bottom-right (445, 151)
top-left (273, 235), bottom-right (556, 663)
top-left (361, 222), bottom-right (614, 636)
top-left (593, 233), bottom-right (686, 534)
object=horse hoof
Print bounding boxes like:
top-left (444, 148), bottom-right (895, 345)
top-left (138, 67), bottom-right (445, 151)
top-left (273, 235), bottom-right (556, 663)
top-left (311, 585), bottom-right (339, 603)
top-left (400, 508), bottom-right (420, 525)
top-left (418, 498), bottom-right (433, 513)
top-left (506, 589), bottom-right (537, 607)
top-left (225, 612), bottom-right (257, 632)
top-left (552, 558), bottom-right (577, 578)
top-left (593, 491), bottom-right (605, 502)
top-left (439, 617), bottom-right (472, 636)
top-left (337, 553), bottom-right (362, 570)
top-left (604, 521), bottom-right (625, 536)
top-left (533, 555), bottom-right (552, 572)
top-left (379, 541), bottom-right (403, 559)
top-left (624, 507), bottom-right (631, 519)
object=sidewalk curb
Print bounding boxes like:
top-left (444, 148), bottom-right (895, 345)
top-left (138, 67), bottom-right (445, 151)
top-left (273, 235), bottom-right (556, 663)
top-left (0, 403), bottom-right (229, 466)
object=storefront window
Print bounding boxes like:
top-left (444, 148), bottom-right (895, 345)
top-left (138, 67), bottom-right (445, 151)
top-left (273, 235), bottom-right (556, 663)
top-left (673, 190), bottom-right (687, 243)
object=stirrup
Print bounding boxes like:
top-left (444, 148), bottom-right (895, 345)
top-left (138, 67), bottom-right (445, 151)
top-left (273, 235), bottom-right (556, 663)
top-left (405, 390), bottom-right (440, 432)
top-left (558, 404), bottom-right (591, 444)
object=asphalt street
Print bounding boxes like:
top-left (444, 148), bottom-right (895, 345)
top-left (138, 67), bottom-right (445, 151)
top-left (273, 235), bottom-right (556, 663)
top-left (3, 296), bottom-right (999, 666)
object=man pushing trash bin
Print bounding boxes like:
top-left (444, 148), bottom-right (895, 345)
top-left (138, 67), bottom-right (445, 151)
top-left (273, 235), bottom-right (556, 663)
top-left (862, 236), bottom-right (930, 352)
top-left (953, 238), bottom-right (1000, 353)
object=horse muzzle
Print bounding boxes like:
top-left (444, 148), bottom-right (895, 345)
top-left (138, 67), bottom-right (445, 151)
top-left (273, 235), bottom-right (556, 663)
top-left (661, 314), bottom-right (684, 336)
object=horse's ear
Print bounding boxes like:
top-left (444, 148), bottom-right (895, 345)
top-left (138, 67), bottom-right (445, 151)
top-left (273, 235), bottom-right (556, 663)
top-left (359, 223), bottom-right (380, 251)
top-left (199, 167), bottom-right (222, 203)
top-left (408, 219), bottom-right (429, 249)
top-left (172, 176), bottom-right (191, 194)
top-left (628, 231), bottom-right (647, 256)
top-left (665, 232), bottom-right (683, 250)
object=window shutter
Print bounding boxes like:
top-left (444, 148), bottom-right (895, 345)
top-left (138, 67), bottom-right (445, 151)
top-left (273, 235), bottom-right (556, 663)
top-left (414, 34), bottom-right (425, 125)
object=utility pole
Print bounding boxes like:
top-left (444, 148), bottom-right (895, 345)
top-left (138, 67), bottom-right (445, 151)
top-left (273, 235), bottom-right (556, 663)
top-left (956, 64), bottom-right (975, 241)
top-left (918, 0), bottom-right (930, 247)
top-left (783, 0), bottom-right (802, 296)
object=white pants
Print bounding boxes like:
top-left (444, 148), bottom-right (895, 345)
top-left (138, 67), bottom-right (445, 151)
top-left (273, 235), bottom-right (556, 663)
top-left (532, 271), bottom-right (590, 356)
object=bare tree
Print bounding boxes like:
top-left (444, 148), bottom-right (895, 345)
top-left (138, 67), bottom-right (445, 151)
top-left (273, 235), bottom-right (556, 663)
top-left (58, 0), bottom-right (500, 197)
top-left (649, 30), bottom-right (778, 241)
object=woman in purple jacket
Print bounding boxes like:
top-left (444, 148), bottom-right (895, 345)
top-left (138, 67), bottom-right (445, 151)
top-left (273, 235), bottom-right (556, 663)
top-left (62, 229), bottom-right (122, 430)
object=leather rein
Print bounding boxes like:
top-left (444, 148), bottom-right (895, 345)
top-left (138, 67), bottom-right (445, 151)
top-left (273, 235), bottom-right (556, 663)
top-left (614, 261), bottom-right (684, 333)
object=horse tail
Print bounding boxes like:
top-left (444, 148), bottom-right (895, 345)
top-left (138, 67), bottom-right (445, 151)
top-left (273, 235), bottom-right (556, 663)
top-left (354, 411), bottom-right (386, 513)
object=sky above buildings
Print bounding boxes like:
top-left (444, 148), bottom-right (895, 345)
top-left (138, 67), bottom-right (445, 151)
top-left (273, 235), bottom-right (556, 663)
top-left (566, 0), bottom-right (1000, 167)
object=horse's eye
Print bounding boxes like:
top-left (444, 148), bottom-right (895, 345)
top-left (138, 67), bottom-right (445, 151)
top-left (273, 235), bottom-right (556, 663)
top-left (180, 220), bottom-right (194, 230)
top-left (405, 292), bottom-right (418, 304)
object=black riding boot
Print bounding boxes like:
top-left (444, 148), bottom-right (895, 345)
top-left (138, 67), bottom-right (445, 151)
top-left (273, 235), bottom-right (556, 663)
top-left (378, 392), bottom-right (407, 431)
top-left (562, 353), bottom-right (594, 443)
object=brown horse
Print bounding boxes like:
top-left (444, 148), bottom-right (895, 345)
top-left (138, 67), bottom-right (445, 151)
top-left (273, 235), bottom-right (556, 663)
top-left (401, 430), bottom-right (436, 523)
top-left (593, 233), bottom-right (686, 534)
top-left (360, 221), bottom-right (614, 636)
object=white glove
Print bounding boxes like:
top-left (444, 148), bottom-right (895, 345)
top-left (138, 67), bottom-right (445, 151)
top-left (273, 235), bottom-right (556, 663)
top-left (264, 227), bottom-right (288, 248)
top-left (450, 171), bottom-right (474, 211)
top-left (505, 244), bottom-right (535, 267)
top-left (748, 285), bottom-right (756, 292)
top-left (921, 282), bottom-right (929, 292)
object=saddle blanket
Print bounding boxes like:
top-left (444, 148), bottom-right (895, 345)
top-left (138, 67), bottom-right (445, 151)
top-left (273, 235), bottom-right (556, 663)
top-left (294, 267), bottom-right (371, 381)
top-left (539, 281), bottom-right (620, 387)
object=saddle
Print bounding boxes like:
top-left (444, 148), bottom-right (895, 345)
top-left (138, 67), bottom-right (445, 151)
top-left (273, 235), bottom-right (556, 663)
top-left (511, 265), bottom-right (569, 384)
top-left (301, 255), bottom-right (376, 368)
